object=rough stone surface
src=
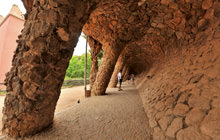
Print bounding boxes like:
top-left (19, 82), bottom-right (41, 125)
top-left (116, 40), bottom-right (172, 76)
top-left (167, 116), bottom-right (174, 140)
top-left (87, 36), bottom-right (102, 90)
top-left (173, 103), bottom-right (189, 117)
top-left (3, 0), bottom-right (99, 137)
top-left (2, 0), bottom-right (220, 138)
top-left (188, 95), bottom-right (210, 111)
top-left (177, 126), bottom-right (211, 140)
top-left (158, 116), bottom-right (172, 131)
top-left (165, 117), bottom-right (183, 138)
top-left (185, 108), bottom-right (206, 126)
top-left (21, 0), bottom-right (33, 13)
top-left (136, 33), bottom-right (220, 139)
top-left (201, 108), bottom-right (220, 139)
top-left (202, 0), bottom-right (213, 10)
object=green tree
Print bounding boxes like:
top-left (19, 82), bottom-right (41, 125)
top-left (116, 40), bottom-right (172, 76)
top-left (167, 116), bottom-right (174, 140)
top-left (65, 53), bottom-right (91, 79)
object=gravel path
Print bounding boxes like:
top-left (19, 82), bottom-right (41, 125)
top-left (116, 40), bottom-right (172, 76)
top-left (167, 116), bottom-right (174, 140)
top-left (4, 84), bottom-right (152, 140)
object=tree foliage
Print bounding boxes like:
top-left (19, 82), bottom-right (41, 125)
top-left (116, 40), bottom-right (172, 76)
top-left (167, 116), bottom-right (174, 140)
top-left (65, 53), bottom-right (91, 79)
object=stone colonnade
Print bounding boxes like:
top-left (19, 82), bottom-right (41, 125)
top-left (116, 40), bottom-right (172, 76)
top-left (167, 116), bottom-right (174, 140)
top-left (90, 41), bottom-right (124, 96)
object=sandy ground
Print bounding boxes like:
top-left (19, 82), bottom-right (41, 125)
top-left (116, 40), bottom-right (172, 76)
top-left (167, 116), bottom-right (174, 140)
top-left (55, 86), bottom-right (86, 113)
top-left (2, 84), bottom-right (152, 140)
top-left (0, 85), bottom-right (86, 136)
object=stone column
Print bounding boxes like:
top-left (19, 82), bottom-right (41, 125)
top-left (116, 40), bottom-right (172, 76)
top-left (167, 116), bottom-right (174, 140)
top-left (2, 0), bottom-right (98, 137)
top-left (122, 65), bottom-right (129, 82)
top-left (87, 37), bottom-right (101, 90)
top-left (108, 54), bottom-right (124, 88)
top-left (91, 42), bottom-right (123, 96)
top-left (21, 0), bottom-right (34, 13)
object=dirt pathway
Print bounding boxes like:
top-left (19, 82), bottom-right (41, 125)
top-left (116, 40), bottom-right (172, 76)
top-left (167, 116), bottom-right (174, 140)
top-left (17, 84), bottom-right (151, 140)
top-left (2, 84), bottom-right (152, 140)
top-left (55, 86), bottom-right (86, 113)
top-left (0, 85), bottom-right (86, 136)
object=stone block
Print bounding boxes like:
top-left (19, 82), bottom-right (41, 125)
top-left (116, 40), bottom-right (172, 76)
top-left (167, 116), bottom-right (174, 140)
top-left (165, 97), bottom-right (176, 109)
top-left (161, 0), bottom-right (172, 5)
top-left (155, 111), bottom-right (165, 120)
top-left (201, 108), bottom-right (220, 139)
top-left (166, 117), bottom-right (183, 138)
top-left (157, 23), bottom-right (165, 29)
top-left (173, 103), bottom-right (189, 117)
top-left (23, 82), bottom-right (38, 101)
top-left (170, 17), bottom-right (181, 26)
top-left (155, 101), bottom-right (165, 111)
top-left (177, 126), bottom-right (211, 140)
top-left (185, 108), bottom-right (206, 126)
top-left (212, 98), bottom-right (220, 108)
top-left (177, 92), bottom-right (189, 103)
top-left (149, 118), bottom-right (158, 128)
top-left (202, 0), bottom-right (213, 10)
top-left (204, 9), bottom-right (214, 19)
top-left (159, 116), bottom-right (173, 131)
top-left (56, 28), bottom-right (69, 41)
top-left (153, 126), bottom-right (166, 140)
top-left (175, 32), bottom-right (184, 40)
top-left (165, 109), bottom-right (173, 116)
top-left (188, 95), bottom-right (210, 111)
top-left (197, 18), bottom-right (209, 31)
top-left (169, 2), bottom-right (178, 10)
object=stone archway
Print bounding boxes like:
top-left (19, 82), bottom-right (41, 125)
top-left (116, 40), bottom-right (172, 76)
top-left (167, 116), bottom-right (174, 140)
top-left (2, 0), bottom-right (220, 139)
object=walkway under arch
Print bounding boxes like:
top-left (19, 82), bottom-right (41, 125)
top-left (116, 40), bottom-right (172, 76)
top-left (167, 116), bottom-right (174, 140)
top-left (7, 84), bottom-right (152, 140)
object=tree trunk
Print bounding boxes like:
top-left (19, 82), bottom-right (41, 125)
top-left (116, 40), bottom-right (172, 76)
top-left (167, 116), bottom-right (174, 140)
top-left (88, 37), bottom-right (101, 90)
top-left (2, 0), bottom-right (98, 137)
top-left (91, 43), bottom-right (123, 96)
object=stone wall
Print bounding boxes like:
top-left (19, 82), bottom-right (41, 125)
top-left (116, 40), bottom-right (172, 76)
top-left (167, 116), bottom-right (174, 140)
top-left (84, 1), bottom-right (220, 138)
top-left (135, 37), bottom-right (220, 139)
top-left (3, 0), bottom-right (220, 138)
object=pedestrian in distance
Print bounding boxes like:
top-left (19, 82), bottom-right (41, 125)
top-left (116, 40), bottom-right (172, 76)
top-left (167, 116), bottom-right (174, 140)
top-left (117, 70), bottom-right (123, 91)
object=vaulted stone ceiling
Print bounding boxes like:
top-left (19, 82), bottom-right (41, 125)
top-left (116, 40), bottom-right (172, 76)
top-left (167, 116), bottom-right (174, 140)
top-left (83, 0), bottom-right (220, 74)
top-left (2, 0), bottom-right (220, 138)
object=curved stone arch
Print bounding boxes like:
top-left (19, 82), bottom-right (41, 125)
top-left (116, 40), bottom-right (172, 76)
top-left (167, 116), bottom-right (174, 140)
top-left (3, 0), bottom-right (220, 139)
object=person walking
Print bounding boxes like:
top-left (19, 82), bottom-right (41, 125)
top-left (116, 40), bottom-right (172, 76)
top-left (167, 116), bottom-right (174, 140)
top-left (127, 75), bottom-right (130, 84)
top-left (117, 70), bottom-right (122, 91)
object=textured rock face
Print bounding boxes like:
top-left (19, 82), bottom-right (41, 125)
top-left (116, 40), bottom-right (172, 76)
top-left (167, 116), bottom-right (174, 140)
top-left (3, 0), bottom-right (98, 137)
top-left (87, 36), bottom-right (102, 90)
top-left (135, 38), bottom-right (220, 139)
top-left (21, 0), bottom-right (33, 13)
top-left (2, 0), bottom-right (220, 138)
top-left (83, 0), bottom-right (220, 139)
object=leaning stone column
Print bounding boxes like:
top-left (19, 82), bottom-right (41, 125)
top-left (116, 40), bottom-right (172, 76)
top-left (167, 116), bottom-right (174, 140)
top-left (87, 37), bottom-right (101, 90)
top-left (91, 43), bottom-right (123, 96)
top-left (108, 54), bottom-right (124, 88)
top-left (122, 65), bottom-right (129, 81)
top-left (2, 0), bottom-right (98, 137)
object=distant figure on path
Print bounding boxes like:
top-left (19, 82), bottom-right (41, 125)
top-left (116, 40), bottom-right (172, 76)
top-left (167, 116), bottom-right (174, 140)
top-left (117, 70), bottom-right (123, 91)
top-left (127, 75), bottom-right (130, 84)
